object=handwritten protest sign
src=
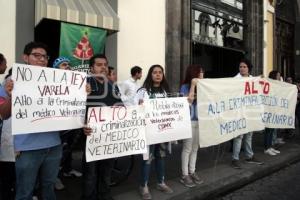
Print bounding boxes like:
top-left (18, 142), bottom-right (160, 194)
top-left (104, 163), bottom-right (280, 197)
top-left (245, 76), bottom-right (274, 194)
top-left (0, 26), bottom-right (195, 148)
top-left (197, 77), bottom-right (297, 148)
top-left (261, 78), bottom-right (297, 129)
top-left (85, 105), bottom-right (147, 162)
top-left (11, 63), bottom-right (87, 134)
top-left (144, 97), bottom-right (192, 145)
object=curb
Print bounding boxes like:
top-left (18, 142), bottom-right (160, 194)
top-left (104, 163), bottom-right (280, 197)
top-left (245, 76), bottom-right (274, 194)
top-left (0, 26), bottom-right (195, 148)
top-left (169, 147), bottom-right (300, 200)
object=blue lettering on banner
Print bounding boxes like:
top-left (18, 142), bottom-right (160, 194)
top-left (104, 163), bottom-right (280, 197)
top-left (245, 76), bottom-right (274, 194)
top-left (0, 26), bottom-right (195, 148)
top-left (261, 112), bottom-right (294, 126)
top-left (208, 101), bottom-right (225, 115)
top-left (228, 95), bottom-right (261, 111)
top-left (220, 118), bottom-right (247, 135)
top-left (260, 95), bottom-right (278, 106)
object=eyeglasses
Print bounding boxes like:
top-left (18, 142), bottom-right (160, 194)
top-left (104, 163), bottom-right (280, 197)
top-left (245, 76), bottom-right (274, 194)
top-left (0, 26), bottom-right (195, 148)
top-left (30, 53), bottom-right (50, 60)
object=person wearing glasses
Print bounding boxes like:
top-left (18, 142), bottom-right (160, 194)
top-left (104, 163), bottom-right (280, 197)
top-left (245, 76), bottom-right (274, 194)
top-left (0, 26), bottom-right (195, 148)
top-left (7, 42), bottom-right (62, 200)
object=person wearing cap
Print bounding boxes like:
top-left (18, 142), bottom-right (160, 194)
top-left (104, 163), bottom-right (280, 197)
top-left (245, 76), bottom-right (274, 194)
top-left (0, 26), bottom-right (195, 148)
top-left (52, 56), bottom-right (91, 190)
top-left (52, 56), bottom-right (71, 70)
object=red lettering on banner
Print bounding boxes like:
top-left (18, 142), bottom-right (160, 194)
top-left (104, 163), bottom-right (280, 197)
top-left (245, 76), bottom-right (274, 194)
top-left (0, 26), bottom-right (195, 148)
top-left (244, 81), bottom-right (259, 95)
top-left (259, 80), bottom-right (270, 94)
top-left (87, 107), bottom-right (106, 123)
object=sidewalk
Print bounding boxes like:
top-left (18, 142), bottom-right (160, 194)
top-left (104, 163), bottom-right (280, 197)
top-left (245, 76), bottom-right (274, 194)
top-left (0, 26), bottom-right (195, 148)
top-left (57, 131), bottom-right (300, 200)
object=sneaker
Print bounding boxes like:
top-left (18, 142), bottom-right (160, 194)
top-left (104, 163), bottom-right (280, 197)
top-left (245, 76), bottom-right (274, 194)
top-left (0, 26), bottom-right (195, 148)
top-left (231, 159), bottom-right (242, 169)
top-left (156, 183), bottom-right (173, 194)
top-left (264, 148), bottom-right (277, 156)
top-left (270, 147), bottom-right (280, 154)
top-left (245, 157), bottom-right (264, 165)
top-left (180, 175), bottom-right (196, 188)
top-left (32, 196), bottom-right (38, 200)
top-left (189, 172), bottom-right (204, 185)
top-left (139, 186), bottom-right (152, 200)
top-left (63, 169), bottom-right (82, 177)
top-left (276, 138), bottom-right (285, 145)
top-left (55, 178), bottom-right (65, 190)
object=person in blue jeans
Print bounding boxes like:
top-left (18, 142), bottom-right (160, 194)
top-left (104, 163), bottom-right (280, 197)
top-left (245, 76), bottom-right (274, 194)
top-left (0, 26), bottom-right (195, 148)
top-left (9, 42), bottom-right (62, 200)
top-left (231, 58), bottom-right (264, 169)
top-left (135, 65), bottom-right (173, 200)
top-left (264, 70), bottom-right (281, 156)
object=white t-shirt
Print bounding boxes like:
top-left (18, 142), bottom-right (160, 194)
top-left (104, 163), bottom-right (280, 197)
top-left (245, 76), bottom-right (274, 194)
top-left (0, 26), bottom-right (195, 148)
top-left (118, 77), bottom-right (141, 106)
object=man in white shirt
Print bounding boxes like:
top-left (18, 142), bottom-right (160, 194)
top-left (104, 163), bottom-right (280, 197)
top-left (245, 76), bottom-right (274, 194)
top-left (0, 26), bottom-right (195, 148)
top-left (118, 66), bottom-right (142, 106)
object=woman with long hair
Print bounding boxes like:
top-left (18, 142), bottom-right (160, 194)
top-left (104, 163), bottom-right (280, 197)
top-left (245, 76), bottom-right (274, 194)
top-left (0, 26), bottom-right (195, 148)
top-left (136, 64), bottom-right (173, 200)
top-left (180, 65), bottom-right (204, 188)
top-left (264, 70), bottom-right (281, 156)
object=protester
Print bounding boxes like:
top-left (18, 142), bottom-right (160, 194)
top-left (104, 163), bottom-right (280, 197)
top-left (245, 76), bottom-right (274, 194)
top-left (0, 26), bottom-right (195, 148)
top-left (0, 53), bottom-right (11, 121)
top-left (0, 69), bottom-right (15, 200)
top-left (179, 65), bottom-right (204, 188)
top-left (283, 76), bottom-right (296, 139)
top-left (81, 54), bottom-right (122, 200)
top-left (119, 66), bottom-right (142, 106)
top-left (107, 66), bottom-right (118, 83)
top-left (286, 77), bottom-right (293, 84)
top-left (135, 64), bottom-right (173, 200)
top-left (231, 58), bottom-right (263, 169)
top-left (264, 70), bottom-right (281, 156)
top-left (11, 42), bottom-right (62, 200)
top-left (0, 53), bottom-right (14, 200)
top-left (52, 56), bottom-right (84, 190)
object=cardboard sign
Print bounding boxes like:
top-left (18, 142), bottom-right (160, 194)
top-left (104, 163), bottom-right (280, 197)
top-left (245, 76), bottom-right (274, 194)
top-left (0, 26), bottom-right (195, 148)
top-left (11, 63), bottom-right (87, 134)
top-left (85, 105), bottom-right (147, 162)
top-left (144, 97), bottom-right (192, 145)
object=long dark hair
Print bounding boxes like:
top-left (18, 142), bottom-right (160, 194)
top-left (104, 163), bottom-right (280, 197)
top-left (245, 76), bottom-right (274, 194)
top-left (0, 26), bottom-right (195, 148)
top-left (269, 70), bottom-right (280, 80)
top-left (141, 64), bottom-right (170, 94)
top-left (182, 64), bottom-right (204, 85)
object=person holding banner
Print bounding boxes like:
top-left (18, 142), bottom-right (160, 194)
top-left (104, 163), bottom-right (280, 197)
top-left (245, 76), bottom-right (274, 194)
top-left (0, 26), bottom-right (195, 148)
top-left (231, 59), bottom-right (263, 169)
top-left (179, 65), bottom-right (204, 188)
top-left (82, 54), bottom-right (122, 200)
top-left (11, 42), bottom-right (62, 200)
top-left (136, 64), bottom-right (173, 200)
top-left (264, 70), bottom-right (281, 156)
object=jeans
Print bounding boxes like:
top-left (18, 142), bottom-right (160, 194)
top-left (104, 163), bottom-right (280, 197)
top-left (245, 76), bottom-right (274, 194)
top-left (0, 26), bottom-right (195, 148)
top-left (181, 121), bottom-right (199, 176)
top-left (232, 132), bottom-right (253, 160)
top-left (272, 129), bottom-right (278, 145)
top-left (81, 157), bottom-right (114, 200)
top-left (15, 144), bottom-right (62, 200)
top-left (141, 144), bottom-right (165, 187)
top-left (264, 128), bottom-right (275, 149)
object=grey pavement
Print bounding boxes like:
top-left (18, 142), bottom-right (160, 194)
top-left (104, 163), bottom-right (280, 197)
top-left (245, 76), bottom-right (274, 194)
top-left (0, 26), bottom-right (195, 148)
top-left (216, 159), bottom-right (300, 200)
top-left (57, 130), bottom-right (300, 200)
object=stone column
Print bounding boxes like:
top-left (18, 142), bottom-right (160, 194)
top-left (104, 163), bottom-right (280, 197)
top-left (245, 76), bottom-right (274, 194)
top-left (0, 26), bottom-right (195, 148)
top-left (244, 0), bottom-right (264, 75)
top-left (165, 0), bottom-right (191, 93)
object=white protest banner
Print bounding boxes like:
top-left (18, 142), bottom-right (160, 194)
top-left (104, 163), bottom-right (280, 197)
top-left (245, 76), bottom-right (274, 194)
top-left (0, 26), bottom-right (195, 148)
top-left (12, 63), bottom-right (87, 134)
top-left (85, 105), bottom-right (147, 162)
top-left (144, 97), bottom-right (192, 145)
top-left (197, 77), bottom-right (265, 148)
top-left (261, 78), bottom-right (297, 129)
top-left (197, 77), bottom-right (298, 148)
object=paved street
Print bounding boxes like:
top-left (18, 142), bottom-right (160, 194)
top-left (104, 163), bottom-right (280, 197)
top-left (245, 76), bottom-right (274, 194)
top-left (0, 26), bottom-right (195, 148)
top-left (216, 161), bottom-right (300, 200)
top-left (55, 131), bottom-right (300, 200)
